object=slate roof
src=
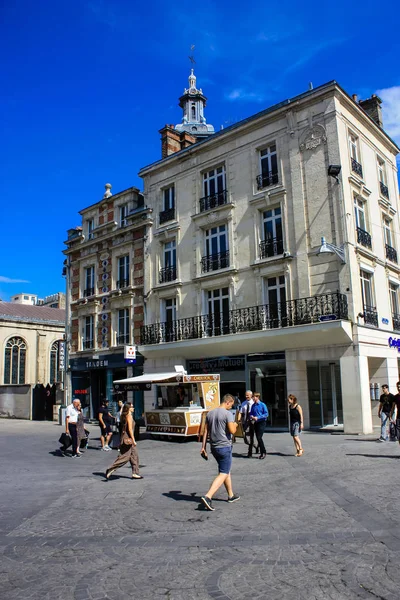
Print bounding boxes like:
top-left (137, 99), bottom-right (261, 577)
top-left (0, 302), bottom-right (65, 325)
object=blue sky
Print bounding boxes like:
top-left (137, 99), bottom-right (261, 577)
top-left (1, 0), bottom-right (399, 301)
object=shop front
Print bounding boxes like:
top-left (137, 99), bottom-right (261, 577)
top-left (70, 351), bottom-right (144, 419)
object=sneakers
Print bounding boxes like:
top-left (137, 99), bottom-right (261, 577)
top-left (71, 454), bottom-right (81, 458)
top-left (101, 445), bottom-right (111, 451)
top-left (227, 495), bottom-right (240, 503)
top-left (201, 496), bottom-right (215, 511)
top-left (377, 438), bottom-right (387, 443)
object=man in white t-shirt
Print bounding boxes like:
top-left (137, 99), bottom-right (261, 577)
top-left (65, 399), bottom-right (81, 458)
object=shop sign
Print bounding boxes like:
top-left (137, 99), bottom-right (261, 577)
top-left (187, 357), bottom-right (245, 373)
top-left (183, 374), bottom-right (220, 382)
top-left (388, 337), bottom-right (400, 352)
top-left (147, 425), bottom-right (186, 434)
top-left (58, 341), bottom-right (66, 371)
top-left (86, 359), bottom-right (109, 368)
top-left (124, 345), bottom-right (136, 364)
top-left (113, 382), bottom-right (152, 391)
top-left (382, 318), bottom-right (389, 325)
top-left (74, 389), bottom-right (88, 395)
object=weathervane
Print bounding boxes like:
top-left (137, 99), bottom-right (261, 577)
top-left (188, 44), bottom-right (196, 65)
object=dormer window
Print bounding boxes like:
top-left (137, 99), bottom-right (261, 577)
top-left (86, 218), bottom-right (94, 240)
top-left (119, 204), bottom-right (128, 227)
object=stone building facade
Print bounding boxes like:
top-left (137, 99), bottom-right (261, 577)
top-left (138, 73), bottom-right (400, 434)
top-left (64, 184), bottom-right (153, 419)
top-left (0, 303), bottom-right (65, 418)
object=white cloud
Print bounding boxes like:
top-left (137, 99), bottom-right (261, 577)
top-left (376, 85), bottom-right (400, 144)
top-left (226, 89), bottom-right (264, 103)
top-left (0, 276), bottom-right (30, 284)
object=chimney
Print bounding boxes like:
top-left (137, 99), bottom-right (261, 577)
top-left (358, 94), bottom-right (383, 128)
top-left (159, 125), bottom-right (196, 158)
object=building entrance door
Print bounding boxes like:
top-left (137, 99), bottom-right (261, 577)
top-left (249, 362), bottom-right (287, 428)
top-left (307, 361), bottom-right (343, 427)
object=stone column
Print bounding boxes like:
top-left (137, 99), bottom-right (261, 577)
top-left (286, 356), bottom-right (309, 428)
top-left (340, 354), bottom-right (372, 434)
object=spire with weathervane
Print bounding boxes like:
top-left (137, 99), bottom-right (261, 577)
top-left (175, 52), bottom-right (214, 140)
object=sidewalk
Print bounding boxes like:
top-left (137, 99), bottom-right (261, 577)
top-left (0, 420), bottom-right (399, 600)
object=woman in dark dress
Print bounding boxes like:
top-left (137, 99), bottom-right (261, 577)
top-left (76, 401), bottom-right (86, 455)
top-left (288, 394), bottom-right (304, 456)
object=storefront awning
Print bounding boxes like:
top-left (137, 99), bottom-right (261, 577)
top-left (114, 372), bottom-right (185, 385)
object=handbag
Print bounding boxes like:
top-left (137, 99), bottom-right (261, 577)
top-left (59, 432), bottom-right (72, 449)
top-left (120, 420), bottom-right (134, 445)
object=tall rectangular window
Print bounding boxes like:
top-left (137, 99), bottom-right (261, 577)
top-left (119, 204), bottom-right (128, 227)
top-left (83, 315), bottom-right (94, 349)
top-left (257, 144), bottom-right (278, 188)
top-left (383, 218), bottom-right (393, 248)
top-left (389, 282), bottom-right (399, 315)
top-left (354, 197), bottom-right (367, 231)
top-left (378, 157), bottom-right (389, 199)
top-left (164, 298), bottom-right (177, 342)
top-left (360, 270), bottom-right (374, 308)
top-left (118, 308), bottom-right (130, 344)
top-left (84, 266), bottom-right (95, 296)
top-left (349, 134), bottom-right (359, 162)
top-left (117, 255), bottom-right (130, 288)
top-left (86, 218), bottom-right (94, 240)
top-left (261, 207), bottom-right (283, 257)
top-left (264, 275), bottom-right (287, 327)
top-left (159, 240), bottom-right (177, 283)
top-left (203, 166), bottom-right (226, 198)
top-left (203, 225), bottom-right (229, 271)
top-left (207, 287), bottom-right (230, 336)
top-left (163, 186), bottom-right (175, 211)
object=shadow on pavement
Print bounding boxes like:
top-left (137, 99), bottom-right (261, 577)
top-left (346, 453), bottom-right (400, 459)
top-left (162, 490), bottom-right (200, 503)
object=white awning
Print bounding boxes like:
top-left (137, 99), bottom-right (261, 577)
top-left (113, 372), bottom-right (185, 385)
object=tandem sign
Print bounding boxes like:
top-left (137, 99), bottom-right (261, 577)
top-left (388, 337), bottom-right (400, 352)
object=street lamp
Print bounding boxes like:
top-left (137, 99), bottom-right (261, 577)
top-left (318, 236), bottom-right (346, 264)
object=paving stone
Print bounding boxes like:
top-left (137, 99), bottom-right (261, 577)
top-left (1, 420), bottom-right (400, 599)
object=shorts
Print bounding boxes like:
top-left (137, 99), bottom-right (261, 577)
top-left (211, 445), bottom-right (232, 474)
top-left (290, 422), bottom-right (301, 437)
top-left (100, 424), bottom-right (112, 436)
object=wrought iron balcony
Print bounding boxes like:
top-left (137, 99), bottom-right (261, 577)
top-left (259, 238), bottom-right (284, 259)
top-left (83, 287), bottom-right (95, 297)
top-left (83, 339), bottom-right (94, 349)
top-left (159, 207), bottom-right (175, 225)
top-left (393, 313), bottom-right (400, 332)
top-left (141, 292), bottom-right (348, 345)
top-left (199, 190), bottom-right (228, 213)
top-left (201, 251), bottom-right (230, 273)
top-left (117, 278), bottom-right (130, 289)
top-left (356, 227), bottom-right (372, 249)
top-left (256, 171), bottom-right (279, 190)
top-left (351, 157), bottom-right (363, 178)
top-left (117, 334), bottom-right (130, 345)
top-left (385, 244), bottom-right (397, 263)
top-left (363, 305), bottom-right (378, 327)
top-left (380, 181), bottom-right (389, 199)
top-left (159, 266), bottom-right (177, 284)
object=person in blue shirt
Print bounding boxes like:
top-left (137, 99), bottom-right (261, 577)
top-left (249, 393), bottom-right (268, 459)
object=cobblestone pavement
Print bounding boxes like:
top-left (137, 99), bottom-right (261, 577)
top-left (0, 420), bottom-right (399, 599)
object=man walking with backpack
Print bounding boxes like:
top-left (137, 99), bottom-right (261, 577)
top-left (377, 384), bottom-right (395, 442)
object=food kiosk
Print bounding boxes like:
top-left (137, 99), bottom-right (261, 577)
top-left (113, 370), bottom-right (220, 438)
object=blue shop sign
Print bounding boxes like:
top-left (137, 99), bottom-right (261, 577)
top-left (388, 337), bottom-right (400, 352)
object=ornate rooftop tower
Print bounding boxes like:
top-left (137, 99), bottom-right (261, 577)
top-left (175, 69), bottom-right (215, 140)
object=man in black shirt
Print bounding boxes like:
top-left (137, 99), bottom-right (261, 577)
top-left (377, 384), bottom-right (395, 442)
top-left (98, 400), bottom-right (114, 451)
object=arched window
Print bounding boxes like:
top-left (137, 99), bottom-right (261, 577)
top-left (4, 337), bottom-right (26, 384)
top-left (50, 341), bottom-right (61, 384)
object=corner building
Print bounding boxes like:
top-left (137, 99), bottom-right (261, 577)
top-left (64, 184), bottom-right (152, 419)
top-left (139, 72), bottom-right (400, 434)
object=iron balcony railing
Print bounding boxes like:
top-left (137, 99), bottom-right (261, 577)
top-left (141, 292), bottom-right (348, 345)
top-left (117, 278), bottom-right (130, 289)
top-left (83, 339), bottom-right (94, 349)
top-left (259, 238), bottom-right (284, 259)
top-left (159, 265), bottom-right (177, 284)
top-left (392, 313), bottom-right (400, 332)
top-left (199, 189), bottom-right (228, 213)
top-left (83, 287), bottom-right (95, 297)
top-left (363, 305), bottom-right (378, 327)
top-left (201, 250), bottom-right (230, 273)
top-left (256, 171), bottom-right (279, 190)
top-left (385, 244), bottom-right (398, 263)
top-left (351, 157), bottom-right (363, 178)
top-left (356, 227), bottom-right (372, 249)
top-left (380, 181), bottom-right (389, 199)
top-left (117, 334), bottom-right (130, 345)
top-left (159, 207), bottom-right (175, 225)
